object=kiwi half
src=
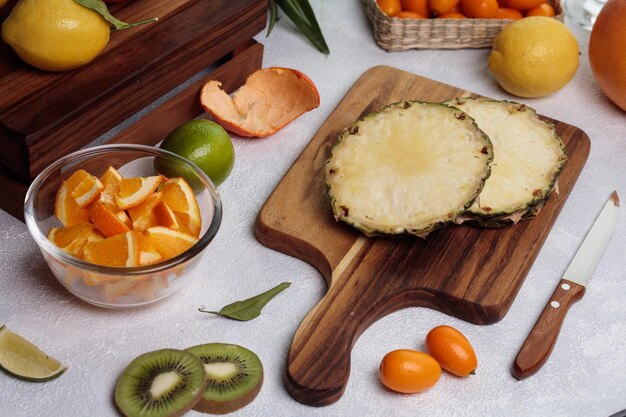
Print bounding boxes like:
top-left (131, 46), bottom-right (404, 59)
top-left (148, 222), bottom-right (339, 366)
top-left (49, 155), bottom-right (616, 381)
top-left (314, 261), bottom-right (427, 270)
top-left (114, 348), bottom-right (207, 417)
top-left (185, 343), bottom-right (264, 415)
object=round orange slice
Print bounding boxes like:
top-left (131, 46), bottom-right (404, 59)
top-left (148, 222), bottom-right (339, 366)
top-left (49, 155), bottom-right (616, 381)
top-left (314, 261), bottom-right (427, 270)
top-left (91, 202), bottom-right (131, 238)
top-left (83, 231), bottom-right (140, 267)
top-left (55, 170), bottom-right (94, 226)
top-left (160, 178), bottom-right (201, 238)
top-left (145, 226), bottom-right (198, 260)
top-left (115, 175), bottom-right (164, 210)
top-left (200, 67), bottom-right (320, 138)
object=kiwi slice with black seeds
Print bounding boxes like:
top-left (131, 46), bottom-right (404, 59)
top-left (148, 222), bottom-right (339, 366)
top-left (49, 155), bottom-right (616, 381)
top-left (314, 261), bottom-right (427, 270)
top-left (114, 348), bottom-right (207, 417)
top-left (185, 343), bottom-right (263, 415)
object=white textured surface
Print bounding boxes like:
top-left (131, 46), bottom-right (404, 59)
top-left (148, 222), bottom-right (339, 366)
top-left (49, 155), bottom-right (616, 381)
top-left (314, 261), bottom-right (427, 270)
top-left (2, 1), bottom-right (626, 416)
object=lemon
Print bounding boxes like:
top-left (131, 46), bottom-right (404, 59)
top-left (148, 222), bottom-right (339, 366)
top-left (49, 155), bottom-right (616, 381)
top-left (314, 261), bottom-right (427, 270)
top-left (1, 0), bottom-right (110, 72)
top-left (0, 325), bottom-right (67, 381)
top-left (488, 17), bottom-right (579, 98)
top-left (159, 119), bottom-right (235, 187)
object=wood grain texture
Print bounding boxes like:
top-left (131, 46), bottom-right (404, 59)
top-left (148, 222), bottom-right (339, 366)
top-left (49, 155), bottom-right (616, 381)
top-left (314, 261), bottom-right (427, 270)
top-left (254, 66), bottom-right (590, 406)
top-left (511, 279), bottom-right (585, 380)
top-left (0, 40), bottom-right (263, 221)
top-left (0, 0), bottom-right (267, 180)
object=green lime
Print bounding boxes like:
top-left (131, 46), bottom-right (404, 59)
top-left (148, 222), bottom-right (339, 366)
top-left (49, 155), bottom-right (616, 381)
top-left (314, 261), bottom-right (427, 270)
top-left (159, 119), bottom-right (235, 187)
top-left (0, 325), bottom-right (67, 382)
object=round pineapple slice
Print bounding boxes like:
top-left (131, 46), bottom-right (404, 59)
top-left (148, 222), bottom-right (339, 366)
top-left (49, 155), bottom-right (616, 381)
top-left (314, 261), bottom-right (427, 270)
top-left (324, 101), bottom-right (493, 237)
top-left (447, 98), bottom-right (567, 227)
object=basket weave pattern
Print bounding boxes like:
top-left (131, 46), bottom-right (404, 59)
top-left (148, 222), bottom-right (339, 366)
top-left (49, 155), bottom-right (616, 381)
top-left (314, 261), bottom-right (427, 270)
top-left (361, 0), bottom-right (563, 50)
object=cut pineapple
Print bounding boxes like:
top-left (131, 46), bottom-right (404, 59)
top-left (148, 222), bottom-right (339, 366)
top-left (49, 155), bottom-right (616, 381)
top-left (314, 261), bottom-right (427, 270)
top-left (447, 98), bottom-right (567, 227)
top-left (324, 101), bottom-right (493, 237)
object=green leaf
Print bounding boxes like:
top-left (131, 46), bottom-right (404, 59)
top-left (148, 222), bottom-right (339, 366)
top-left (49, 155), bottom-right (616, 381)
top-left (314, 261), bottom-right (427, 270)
top-left (275, 0), bottom-right (329, 54)
top-left (267, 0), bottom-right (279, 36)
top-left (74, 0), bottom-right (158, 31)
top-left (199, 282), bottom-right (291, 321)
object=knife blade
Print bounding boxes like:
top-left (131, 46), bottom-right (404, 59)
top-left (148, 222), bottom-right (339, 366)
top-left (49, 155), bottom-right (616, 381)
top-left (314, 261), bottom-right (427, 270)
top-left (512, 191), bottom-right (620, 380)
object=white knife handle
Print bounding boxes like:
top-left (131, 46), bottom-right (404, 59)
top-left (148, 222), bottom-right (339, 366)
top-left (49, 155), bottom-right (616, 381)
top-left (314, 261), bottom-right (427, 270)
top-left (512, 278), bottom-right (585, 380)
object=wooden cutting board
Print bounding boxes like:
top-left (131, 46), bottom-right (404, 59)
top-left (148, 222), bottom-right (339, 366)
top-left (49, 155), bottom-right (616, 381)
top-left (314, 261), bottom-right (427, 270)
top-left (0, 0), bottom-right (267, 181)
top-left (254, 66), bottom-right (590, 406)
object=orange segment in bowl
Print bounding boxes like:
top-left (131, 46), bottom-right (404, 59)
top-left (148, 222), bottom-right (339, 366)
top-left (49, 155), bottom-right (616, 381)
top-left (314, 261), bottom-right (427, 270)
top-left (47, 222), bottom-right (96, 258)
top-left (200, 67), bottom-right (320, 138)
top-left (127, 192), bottom-right (161, 231)
top-left (91, 203), bottom-right (131, 238)
top-left (137, 231), bottom-right (162, 266)
top-left (115, 175), bottom-right (164, 210)
top-left (160, 178), bottom-right (201, 238)
top-left (55, 170), bottom-right (93, 226)
top-left (70, 173), bottom-right (103, 208)
top-left (154, 201), bottom-right (180, 230)
top-left (83, 231), bottom-right (141, 267)
top-left (145, 226), bottom-right (198, 260)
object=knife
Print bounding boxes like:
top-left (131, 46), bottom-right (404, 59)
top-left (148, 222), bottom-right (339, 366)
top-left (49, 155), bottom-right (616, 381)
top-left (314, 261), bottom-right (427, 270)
top-left (512, 191), bottom-right (620, 380)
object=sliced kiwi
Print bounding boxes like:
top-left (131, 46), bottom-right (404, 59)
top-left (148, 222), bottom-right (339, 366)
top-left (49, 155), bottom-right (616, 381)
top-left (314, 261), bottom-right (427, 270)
top-left (114, 348), bottom-right (207, 417)
top-left (185, 343), bottom-right (263, 415)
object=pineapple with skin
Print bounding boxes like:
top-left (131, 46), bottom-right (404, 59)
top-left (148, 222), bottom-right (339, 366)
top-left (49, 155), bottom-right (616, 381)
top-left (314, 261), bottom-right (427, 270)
top-left (447, 97), bottom-right (567, 227)
top-left (324, 101), bottom-right (493, 237)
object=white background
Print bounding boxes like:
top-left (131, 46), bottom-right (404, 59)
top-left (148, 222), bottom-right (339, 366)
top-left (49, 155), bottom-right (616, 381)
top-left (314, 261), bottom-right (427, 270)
top-left (1, 1), bottom-right (625, 416)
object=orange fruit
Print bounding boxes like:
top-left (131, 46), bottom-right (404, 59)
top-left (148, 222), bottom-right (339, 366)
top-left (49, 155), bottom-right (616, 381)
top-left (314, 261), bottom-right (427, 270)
top-left (200, 67), bottom-right (320, 138)
top-left (501, 0), bottom-right (544, 10)
top-left (145, 227), bottom-right (198, 260)
top-left (126, 192), bottom-right (161, 231)
top-left (524, 2), bottom-right (555, 15)
top-left (47, 222), bottom-right (96, 258)
top-left (83, 231), bottom-right (140, 267)
top-left (54, 170), bottom-right (94, 226)
top-left (70, 172), bottom-right (103, 208)
top-left (153, 201), bottom-right (180, 230)
top-left (137, 233), bottom-right (162, 266)
top-left (160, 178), bottom-right (202, 238)
top-left (439, 11), bottom-right (467, 17)
top-left (401, 0), bottom-right (430, 16)
top-left (379, 350), bottom-right (441, 394)
top-left (377, 0), bottom-right (403, 15)
top-left (461, 0), bottom-right (498, 17)
top-left (589, 0), bottom-right (626, 111)
top-left (494, 7), bottom-right (523, 18)
top-left (396, 10), bottom-right (426, 17)
top-left (115, 175), bottom-right (164, 210)
top-left (429, 0), bottom-right (460, 15)
top-left (91, 202), bottom-right (131, 238)
top-left (425, 325), bottom-right (477, 377)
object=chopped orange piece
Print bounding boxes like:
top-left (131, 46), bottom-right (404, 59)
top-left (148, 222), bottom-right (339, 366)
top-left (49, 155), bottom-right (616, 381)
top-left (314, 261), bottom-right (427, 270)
top-left (137, 232), bottom-right (162, 266)
top-left (70, 173), bottom-right (103, 208)
top-left (115, 175), bottom-right (164, 209)
top-left (145, 226), bottom-right (198, 260)
top-left (102, 278), bottom-right (136, 302)
top-left (54, 170), bottom-right (93, 226)
top-left (100, 166), bottom-right (123, 188)
top-left (127, 192), bottom-right (161, 231)
top-left (47, 222), bottom-right (95, 258)
top-left (160, 178), bottom-right (201, 238)
top-left (87, 166), bottom-right (133, 229)
top-left (83, 231), bottom-right (140, 267)
top-left (154, 201), bottom-right (180, 230)
top-left (90, 202), bottom-right (131, 237)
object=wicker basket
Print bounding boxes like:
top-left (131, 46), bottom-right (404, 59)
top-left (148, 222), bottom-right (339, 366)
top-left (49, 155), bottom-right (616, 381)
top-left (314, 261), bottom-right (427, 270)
top-left (361, 0), bottom-right (564, 50)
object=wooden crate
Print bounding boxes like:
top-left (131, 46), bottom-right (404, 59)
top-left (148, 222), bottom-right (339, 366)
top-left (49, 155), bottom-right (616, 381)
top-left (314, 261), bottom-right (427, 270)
top-left (0, 0), bottom-right (267, 220)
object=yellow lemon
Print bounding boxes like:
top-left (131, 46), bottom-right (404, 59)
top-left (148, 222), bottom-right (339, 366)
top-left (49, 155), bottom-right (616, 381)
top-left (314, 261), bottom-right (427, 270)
top-left (1, 0), bottom-right (110, 72)
top-left (488, 17), bottom-right (579, 98)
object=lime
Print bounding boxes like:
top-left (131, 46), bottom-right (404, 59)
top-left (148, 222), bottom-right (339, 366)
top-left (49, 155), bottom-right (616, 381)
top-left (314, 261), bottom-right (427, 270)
top-left (488, 17), bottom-right (579, 98)
top-left (159, 119), bottom-right (235, 187)
top-left (0, 325), bottom-right (67, 381)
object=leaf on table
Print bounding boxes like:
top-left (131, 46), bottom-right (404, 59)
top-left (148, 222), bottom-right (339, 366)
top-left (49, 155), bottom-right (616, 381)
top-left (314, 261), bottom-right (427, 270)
top-left (269, 0), bottom-right (330, 54)
top-left (199, 282), bottom-right (291, 321)
top-left (74, 0), bottom-right (158, 31)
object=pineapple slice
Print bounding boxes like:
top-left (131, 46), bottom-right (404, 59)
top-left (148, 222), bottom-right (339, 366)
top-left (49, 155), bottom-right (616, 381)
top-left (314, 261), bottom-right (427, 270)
top-left (447, 98), bottom-right (567, 227)
top-left (324, 101), bottom-right (493, 237)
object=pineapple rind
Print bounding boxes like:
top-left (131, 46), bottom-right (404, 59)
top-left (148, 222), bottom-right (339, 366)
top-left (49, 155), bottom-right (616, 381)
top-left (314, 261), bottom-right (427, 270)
top-left (324, 100), bottom-right (493, 237)
top-left (447, 97), bottom-right (567, 227)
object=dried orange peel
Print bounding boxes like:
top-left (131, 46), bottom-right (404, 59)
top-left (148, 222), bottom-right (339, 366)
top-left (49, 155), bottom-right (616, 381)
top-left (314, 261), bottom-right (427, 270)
top-left (200, 67), bottom-right (320, 138)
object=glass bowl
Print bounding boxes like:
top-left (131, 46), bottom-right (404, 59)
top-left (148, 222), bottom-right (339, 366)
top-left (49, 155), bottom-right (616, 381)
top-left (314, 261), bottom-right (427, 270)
top-left (24, 144), bottom-right (222, 308)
